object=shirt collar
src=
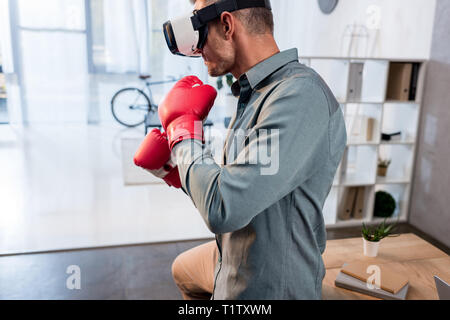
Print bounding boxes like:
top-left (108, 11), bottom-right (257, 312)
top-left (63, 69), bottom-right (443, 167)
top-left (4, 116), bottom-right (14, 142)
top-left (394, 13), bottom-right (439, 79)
top-left (231, 48), bottom-right (299, 97)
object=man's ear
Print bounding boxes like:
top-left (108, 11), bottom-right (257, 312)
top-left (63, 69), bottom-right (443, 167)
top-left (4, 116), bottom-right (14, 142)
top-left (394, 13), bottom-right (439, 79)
top-left (220, 12), bottom-right (235, 39)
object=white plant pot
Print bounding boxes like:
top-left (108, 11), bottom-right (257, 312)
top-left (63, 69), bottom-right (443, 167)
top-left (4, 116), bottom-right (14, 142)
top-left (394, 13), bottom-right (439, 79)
top-left (363, 238), bottom-right (380, 257)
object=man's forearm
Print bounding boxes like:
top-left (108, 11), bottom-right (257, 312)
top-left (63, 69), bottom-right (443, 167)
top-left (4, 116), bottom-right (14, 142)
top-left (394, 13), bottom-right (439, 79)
top-left (173, 139), bottom-right (224, 232)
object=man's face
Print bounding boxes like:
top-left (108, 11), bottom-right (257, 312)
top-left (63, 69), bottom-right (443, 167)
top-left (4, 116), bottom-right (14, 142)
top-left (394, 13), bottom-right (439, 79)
top-left (194, 0), bottom-right (235, 77)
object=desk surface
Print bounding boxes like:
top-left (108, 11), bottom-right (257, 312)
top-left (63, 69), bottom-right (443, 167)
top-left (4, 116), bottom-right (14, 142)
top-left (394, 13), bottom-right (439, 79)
top-left (322, 233), bottom-right (449, 300)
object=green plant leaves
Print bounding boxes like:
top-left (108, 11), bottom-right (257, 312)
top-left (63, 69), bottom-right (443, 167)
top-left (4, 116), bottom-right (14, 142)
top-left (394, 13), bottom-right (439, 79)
top-left (361, 218), bottom-right (399, 242)
top-left (216, 77), bottom-right (224, 91)
top-left (374, 190), bottom-right (396, 218)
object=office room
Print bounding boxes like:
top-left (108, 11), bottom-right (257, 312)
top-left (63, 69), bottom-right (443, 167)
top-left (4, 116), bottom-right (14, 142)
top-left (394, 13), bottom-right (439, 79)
top-left (0, 0), bottom-right (449, 309)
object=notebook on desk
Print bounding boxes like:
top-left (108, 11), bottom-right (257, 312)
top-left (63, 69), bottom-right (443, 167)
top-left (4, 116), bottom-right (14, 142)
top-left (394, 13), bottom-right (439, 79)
top-left (335, 262), bottom-right (410, 300)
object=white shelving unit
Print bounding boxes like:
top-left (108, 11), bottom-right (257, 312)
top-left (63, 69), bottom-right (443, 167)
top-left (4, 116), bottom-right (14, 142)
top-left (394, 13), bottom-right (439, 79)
top-left (300, 57), bottom-right (426, 228)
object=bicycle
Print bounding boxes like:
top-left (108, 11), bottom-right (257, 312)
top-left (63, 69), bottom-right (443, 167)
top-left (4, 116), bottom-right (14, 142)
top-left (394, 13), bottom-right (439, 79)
top-left (110, 75), bottom-right (179, 128)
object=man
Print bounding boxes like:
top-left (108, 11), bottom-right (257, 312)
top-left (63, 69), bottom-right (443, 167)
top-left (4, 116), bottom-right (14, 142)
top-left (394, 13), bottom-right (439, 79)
top-left (134, 0), bottom-right (347, 299)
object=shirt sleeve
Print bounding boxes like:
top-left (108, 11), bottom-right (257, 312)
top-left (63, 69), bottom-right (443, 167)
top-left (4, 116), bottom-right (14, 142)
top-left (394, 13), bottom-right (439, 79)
top-left (173, 77), bottom-right (332, 234)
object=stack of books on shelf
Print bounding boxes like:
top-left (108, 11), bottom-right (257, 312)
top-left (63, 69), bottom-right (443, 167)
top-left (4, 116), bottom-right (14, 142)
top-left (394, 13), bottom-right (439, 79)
top-left (335, 262), bottom-right (410, 300)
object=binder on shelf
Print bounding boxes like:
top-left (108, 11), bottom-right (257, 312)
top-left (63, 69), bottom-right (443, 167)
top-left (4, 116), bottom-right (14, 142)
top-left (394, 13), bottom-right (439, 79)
top-left (347, 63), bottom-right (364, 102)
top-left (352, 187), bottom-right (365, 219)
top-left (338, 187), bottom-right (357, 221)
top-left (408, 63), bottom-right (420, 101)
top-left (386, 63), bottom-right (413, 101)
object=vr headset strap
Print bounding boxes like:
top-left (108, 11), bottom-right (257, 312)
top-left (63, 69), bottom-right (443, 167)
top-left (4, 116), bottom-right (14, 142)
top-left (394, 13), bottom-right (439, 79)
top-left (192, 0), bottom-right (271, 30)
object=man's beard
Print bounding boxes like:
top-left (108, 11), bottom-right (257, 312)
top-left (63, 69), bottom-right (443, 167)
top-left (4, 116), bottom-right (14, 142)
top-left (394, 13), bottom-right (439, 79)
top-left (208, 66), bottom-right (227, 77)
top-left (207, 61), bottom-right (231, 77)
top-left (206, 48), bottom-right (234, 77)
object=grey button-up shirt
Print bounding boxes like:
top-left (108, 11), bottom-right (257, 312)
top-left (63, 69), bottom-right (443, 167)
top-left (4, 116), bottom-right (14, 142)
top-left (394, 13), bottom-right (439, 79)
top-left (174, 48), bottom-right (347, 299)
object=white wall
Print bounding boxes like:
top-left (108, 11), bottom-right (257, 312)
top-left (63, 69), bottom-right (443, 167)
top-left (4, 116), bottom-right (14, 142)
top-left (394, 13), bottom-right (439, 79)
top-left (0, 0), bottom-right (14, 72)
top-left (409, 0), bottom-right (450, 248)
top-left (273, 0), bottom-right (436, 59)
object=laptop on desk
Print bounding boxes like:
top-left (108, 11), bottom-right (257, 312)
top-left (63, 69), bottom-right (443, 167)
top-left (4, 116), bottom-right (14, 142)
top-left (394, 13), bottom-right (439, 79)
top-left (434, 276), bottom-right (450, 300)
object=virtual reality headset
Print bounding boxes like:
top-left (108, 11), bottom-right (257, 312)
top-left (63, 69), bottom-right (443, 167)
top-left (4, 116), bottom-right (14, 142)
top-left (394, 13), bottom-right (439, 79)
top-left (163, 0), bottom-right (272, 58)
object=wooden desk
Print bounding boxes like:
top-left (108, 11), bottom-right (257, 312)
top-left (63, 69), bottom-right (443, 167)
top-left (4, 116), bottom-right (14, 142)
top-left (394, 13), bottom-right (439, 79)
top-left (322, 233), bottom-right (450, 300)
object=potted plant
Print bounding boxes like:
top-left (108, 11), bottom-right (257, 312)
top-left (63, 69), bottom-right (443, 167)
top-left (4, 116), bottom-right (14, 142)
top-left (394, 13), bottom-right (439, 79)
top-left (361, 219), bottom-right (399, 257)
top-left (377, 158), bottom-right (391, 177)
top-left (374, 190), bottom-right (396, 218)
top-left (216, 74), bottom-right (235, 92)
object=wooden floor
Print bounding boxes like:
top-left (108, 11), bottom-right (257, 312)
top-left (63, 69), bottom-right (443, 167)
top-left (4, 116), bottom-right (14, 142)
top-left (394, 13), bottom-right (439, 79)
top-left (0, 223), bottom-right (447, 300)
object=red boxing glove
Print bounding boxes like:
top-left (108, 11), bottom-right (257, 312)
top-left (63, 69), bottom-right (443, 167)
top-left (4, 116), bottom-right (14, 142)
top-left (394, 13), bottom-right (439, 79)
top-left (133, 129), bottom-right (181, 188)
top-left (158, 76), bottom-right (217, 149)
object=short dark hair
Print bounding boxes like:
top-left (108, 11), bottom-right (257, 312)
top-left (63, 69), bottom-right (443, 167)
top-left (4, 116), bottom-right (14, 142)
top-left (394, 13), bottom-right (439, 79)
top-left (190, 0), bottom-right (274, 35)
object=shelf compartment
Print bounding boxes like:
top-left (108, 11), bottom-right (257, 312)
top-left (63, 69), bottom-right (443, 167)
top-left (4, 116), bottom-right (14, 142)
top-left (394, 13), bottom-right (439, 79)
top-left (377, 144), bottom-right (414, 183)
top-left (310, 59), bottom-right (349, 102)
top-left (360, 60), bottom-right (389, 103)
top-left (341, 145), bottom-right (377, 186)
top-left (345, 103), bottom-right (382, 145)
top-left (386, 62), bottom-right (421, 102)
top-left (374, 184), bottom-right (411, 220)
top-left (382, 102), bottom-right (420, 143)
top-left (336, 185), bottom-right (375, 222)
top-left (346, 60), bottom-right (389, 103)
